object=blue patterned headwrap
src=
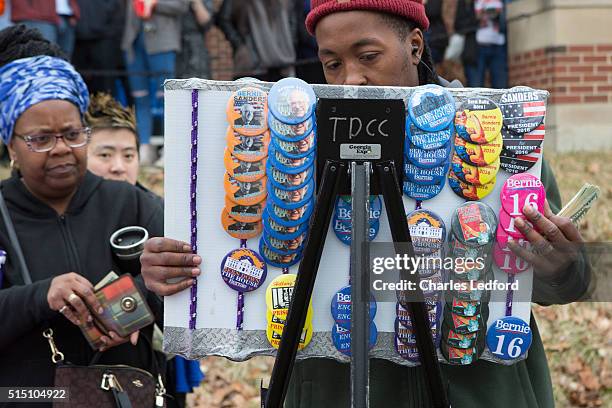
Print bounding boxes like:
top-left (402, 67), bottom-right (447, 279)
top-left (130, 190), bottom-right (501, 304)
top-left (0, 56), bottom-right (89, 145)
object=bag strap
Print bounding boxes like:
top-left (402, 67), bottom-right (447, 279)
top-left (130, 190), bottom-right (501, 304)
top-left (0, 188), bottom-right (32, 284)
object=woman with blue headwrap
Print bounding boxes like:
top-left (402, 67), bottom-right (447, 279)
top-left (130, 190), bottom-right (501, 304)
top-left (0, 55), bottom-right (165, 399)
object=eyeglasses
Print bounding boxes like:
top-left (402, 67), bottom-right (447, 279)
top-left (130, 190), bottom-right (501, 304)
top-left (13, 127), bottom-right (92, 153)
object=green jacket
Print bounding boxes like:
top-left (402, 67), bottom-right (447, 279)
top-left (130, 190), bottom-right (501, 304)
top-left (286, 160), bottom-right (590, 408)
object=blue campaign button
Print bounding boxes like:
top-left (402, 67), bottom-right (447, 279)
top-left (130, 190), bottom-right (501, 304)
top-left (259, 237), bottom-right (302, 268)
top-left (268, 111), bottom-right (315, 142)
top-left (406, 119), bottom-right (453, 150)
top-left (403, 178), bottom-right (444, 201)
top-left (271, 130), bottom-right (316, 159)
top-left (335, 195), bottom-right (383, 223)
top-left (268, 77), bottom-right (316, 125)
top-left (260, 229), bottom-right (305, 255)
top-left (268, 144), bottom-right (315, 175)
top-left (404, 161), bottom-right (450, 185)
top-left (267, 197), bottom-right (314, 228)
top-left (332, 321), bottom-right (378, 356)
top-left (486, 316), bottom-right (532, 360)
top-left (406, 140), bottom-right (452, 169)
top-left (267, 160), bottom-right (313, 191)
top-left (269, 177), bottom-right (315, 210)
top-left (263, 210), bottom-right (309, 241)
top-left (408, 85), bottom-right (456, 132)
top-left (330, 285), bottom-right (377, 330)
top-left (333, 216), bottom-right (380, 246)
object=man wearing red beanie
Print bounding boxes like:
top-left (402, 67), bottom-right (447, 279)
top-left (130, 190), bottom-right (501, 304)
top-left (139, 1), bottom-right (589, 407)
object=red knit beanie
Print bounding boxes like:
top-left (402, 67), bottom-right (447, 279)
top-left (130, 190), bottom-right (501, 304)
top-left (306, 0), bottom-right (430, 35)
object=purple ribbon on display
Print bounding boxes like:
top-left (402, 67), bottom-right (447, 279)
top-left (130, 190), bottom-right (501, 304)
top-left (235, 239), bottom-right (248, 330)
top-left (189, 89), bottom-right (199, 330)
top-left (505, 274), bottom-right (515, 316)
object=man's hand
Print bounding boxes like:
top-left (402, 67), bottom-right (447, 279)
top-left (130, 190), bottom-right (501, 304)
top-left (508, 200), bottom-right (584, 281)
top-left (140, 237), bottom-right (201, 296)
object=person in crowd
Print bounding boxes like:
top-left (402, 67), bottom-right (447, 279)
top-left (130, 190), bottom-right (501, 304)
top-left (176, 0), bottom-right (214, 79)
top-left (85, 93), bottom-right (141, 186)
top-left (140, 1), bottom-right (590, 407)
top-left (73, 0), bottom-right (126, 97)
top-left (294, 0), bottom-right (326, 84)
top-left (453, 0), bottom-right (481, 87)
top-left (0, 39), bottom-right (164, 405)
top-left (424, 0), bottom-right (449, 64)
top-left (122, 0), bottom-right (189, 166)
top-left (10, 0), bottom-right (79, 58)
top-left (0, 0), bottom-right (12, 31)
top-left (469, 0), bottom-right (508, 88)
top-left (218, 0), bottom-right (296, 81)
top-left (85, 92), bottom-right (203, 408)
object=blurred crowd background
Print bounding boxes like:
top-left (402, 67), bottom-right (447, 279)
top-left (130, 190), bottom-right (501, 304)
top-left (0, 0), bottom-right (511, 166)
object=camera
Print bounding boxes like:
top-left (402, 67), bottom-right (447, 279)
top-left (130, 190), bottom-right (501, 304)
top-left (110, 226), bottom-right (149, 261)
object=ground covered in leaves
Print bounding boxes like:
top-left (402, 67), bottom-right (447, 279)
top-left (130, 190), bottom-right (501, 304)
top-left (1, 151), bottom-right (609, 407)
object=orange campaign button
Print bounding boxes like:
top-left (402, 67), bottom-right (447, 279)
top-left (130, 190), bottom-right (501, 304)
top-left (226, 127), bottom-right (270, 162)
top-left (220, 208), bottom-right (263, 240)
top-left (224, 148), bottom-right (266, 182)
top-left (226, 87), bottom-right (269, 136)
top-left (224, 172), bottom-right (267, 206)
top-left (224, 196), bottom-right (266, 223)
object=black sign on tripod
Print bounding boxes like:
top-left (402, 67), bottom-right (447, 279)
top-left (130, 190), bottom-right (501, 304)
top-left (316, 98), bottom-right (405, 194)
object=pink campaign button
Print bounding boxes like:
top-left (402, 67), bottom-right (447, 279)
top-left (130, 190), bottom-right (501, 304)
top-left (493, 242), bottom-right (531, 274)
top-left (500, 174), bottom-right (545, 217)
top-left (498, 207), bottom-right (533, 239)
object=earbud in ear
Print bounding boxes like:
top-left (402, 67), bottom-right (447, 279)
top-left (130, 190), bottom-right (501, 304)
top-left (412, 45), bottom-right (419, 55)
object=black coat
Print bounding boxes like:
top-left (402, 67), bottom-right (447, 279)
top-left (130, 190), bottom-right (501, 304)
top-left (0, 172), bottom-right (163, 397)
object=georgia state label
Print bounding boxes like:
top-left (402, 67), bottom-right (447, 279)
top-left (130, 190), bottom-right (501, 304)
top-left (486, 316), bottom-right (532, 360)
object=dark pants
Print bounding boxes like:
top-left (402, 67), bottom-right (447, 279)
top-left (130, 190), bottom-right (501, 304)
top-left (73, 37), bottom-right (123, 97)
top-left (464, 44), bottom-right (508, 89)
top-left (22, 16), bottom-right (75, 59)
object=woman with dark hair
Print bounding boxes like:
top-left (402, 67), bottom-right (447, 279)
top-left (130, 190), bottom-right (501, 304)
top-left (0, 33), bottom-right (164, 404)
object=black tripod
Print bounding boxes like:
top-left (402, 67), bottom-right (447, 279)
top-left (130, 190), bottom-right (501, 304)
top-left (262, 159), bottom-right (450, 408)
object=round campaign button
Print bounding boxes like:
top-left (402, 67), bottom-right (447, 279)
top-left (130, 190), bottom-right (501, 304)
top-left (448, 170), bottom-right (496, 201)
top-left (501, 173), bottom-right (545, 217)
top-left (267, 319), bottom-right (312, 351)
top-left (498, 207), bottom-right (533, 239)
top-left (332, 217), bottom-right (380, 246)
top-left (395, 336), bottom-right (420, 362)
top-left (267, 161), bottom-right (313, 191)
top-left (271, 131), bottom-right (316, 159)
top-left (330, 285), bottom-right (377, 330)
top-left (406, 209), bottom-right (446, 255)
top-left (396, 302), bottom-right (440, 331)
top-left (224, 148), bottom-right (266, 182)
top-left (406, 120), bottom-right (453, 150)
top-left (501, 125), bottom-right (545, 156)
top-left (416, 248), bottom-right (445, 278)
top-left (335, 195), bottom-right (383, 223)
top-left (442, 325), bottom-right (479, 349)
top-left (451, 202), bottom-right (498, 247)
top-left (332, 322), bottom-right (378, 357)
top-left (261, 232), bottom-right (305, 255)
top-left (408, 85), bottom-right (456, 132)
top-left (268, 112), bottom-right (314, 142)
top-left (395, 318), bottom-right (439, 346)
top-left (265, 273), bottom-right (299, 314)
top-left (267, 197), bottom-right (314, 228)
top-left (260, 239), bottom-right (301, 268)
top-left (500, 86), bottom-right (546, 134)
top-left (225, 173), bottom-right (267, 206)
top-left (486, 316), bottom-right (532, 360)
top-left (221, 208), bottom-right (263, 240)
top-left (446, 311), bottom-right (485, 335)
top-left (403, 178), bottom-right (445, 201)
top-left (224, 196), bottom-right (265, 223)
top-left (450, 232), bottom-right (493, 259)
top-left (226, 127), bottom-right (270, 162)
top-left (454, 133), bottom-right (503, 167)
top-left (266, 306), bottom-right (313, 332)
top-left (406, 140), bottom-right (452, 169)
top-left (220, 248), bottom-right (267, 292)
top-left (500, 148), bottom-right (542, 174)
top-left (268, 77), bottom-right (316, 125)
top-left (269, 177), bottom-right (315, 210)
top-left (455, 97), bottom-right (503, 144)
top-left (450, 153), bottom-right (500, 186)
top-left (235, 77), bottom-right (262, 83)
top-left (449, 283), bottom-right (491, 303)
top-left (263, 210), bottom-right (308, 241)
top-left (440, 341), bottom-right (480, 365)
top-left (446, 298), bottom-right (481, 318)
top-left (268, 144), bottom-right (315, 174)
top-left (493, 241), bottom-right (531, 275)
top-left (404, 161), bottom-right (450, 186)
top-left (226, 87), bottom-right (268, 136)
